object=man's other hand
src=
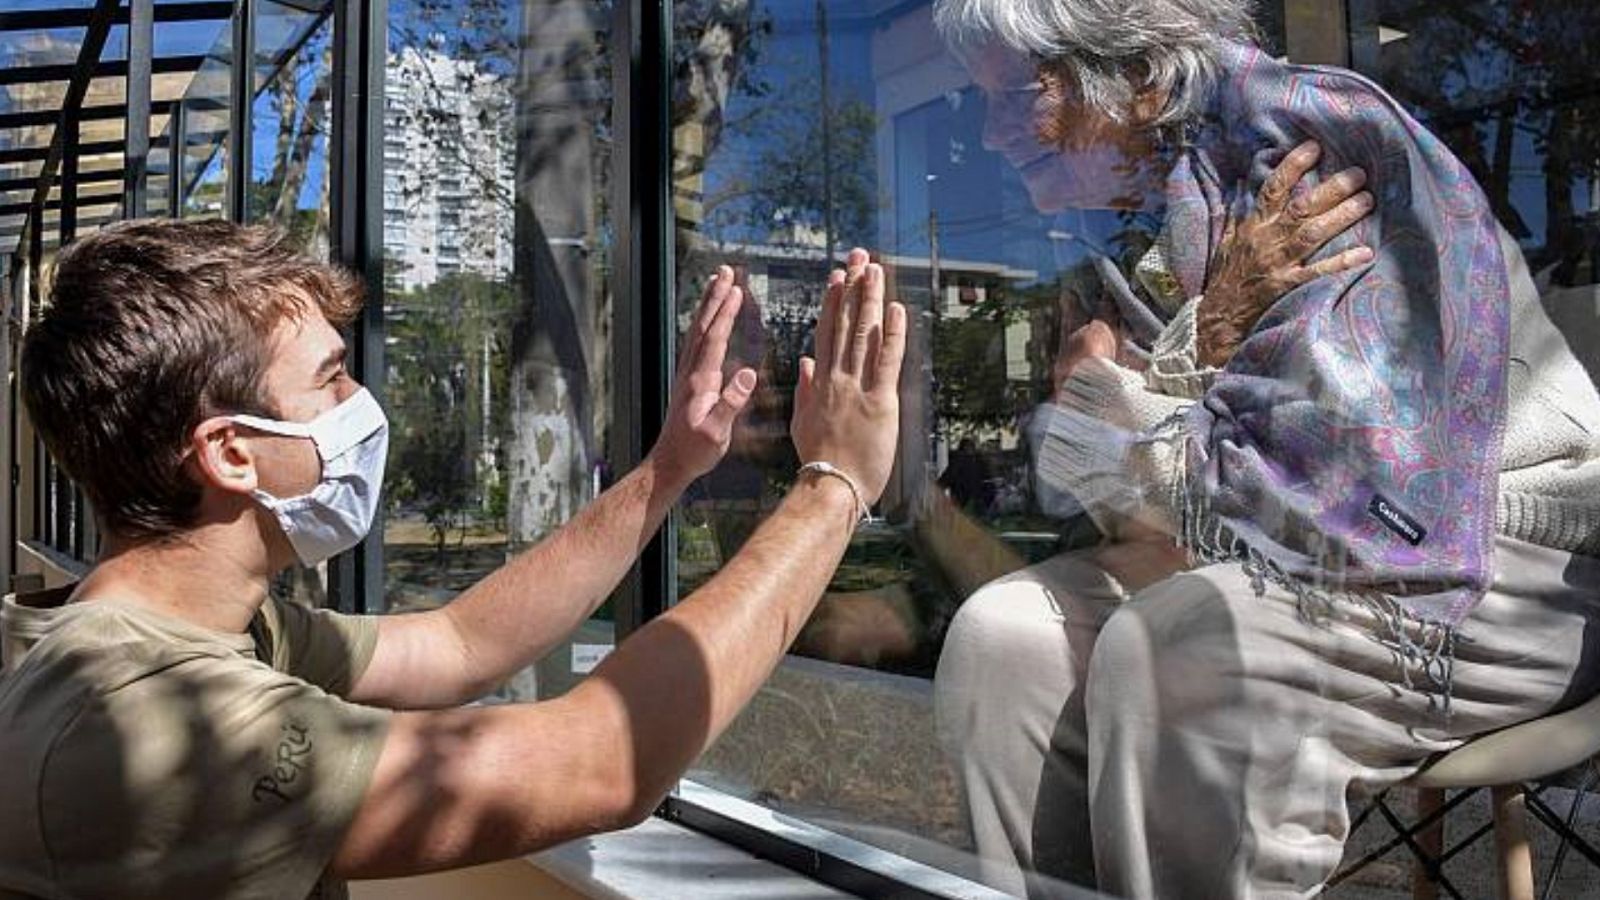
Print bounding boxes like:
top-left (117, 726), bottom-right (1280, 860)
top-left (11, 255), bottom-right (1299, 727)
top-left (792, 249), bottom-right (908, 505)
top-left (649, 265), bottom-right (759, 486)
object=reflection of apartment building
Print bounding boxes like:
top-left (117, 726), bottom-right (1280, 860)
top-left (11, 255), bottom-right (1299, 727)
top-left (382, 47), bottom-right (515, 291)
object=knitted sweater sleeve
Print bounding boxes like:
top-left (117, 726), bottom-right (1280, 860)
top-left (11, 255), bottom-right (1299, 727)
top-left (1034, 357), bottom-right (1193, 537)
top-left (1490, 225), bottom-right (1600, 554)
top-left (1031, 287), bottom-right (1215, 535)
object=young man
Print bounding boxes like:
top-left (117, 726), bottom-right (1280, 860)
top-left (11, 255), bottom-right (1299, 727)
top-left (0, 219), bottom-right (906, 899)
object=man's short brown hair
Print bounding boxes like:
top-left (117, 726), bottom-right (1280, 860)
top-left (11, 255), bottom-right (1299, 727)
top-left (21, 219), bottom-right (364, 539)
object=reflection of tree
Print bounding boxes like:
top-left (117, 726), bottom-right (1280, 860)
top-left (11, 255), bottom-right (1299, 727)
top-left (388, 0), bottom-right (610, 548)
top-left (1377, 1), bottom-right (1600, 282)
top-left (505, 0), bottom-right (616, 543)
top-left (672, 0), bottom-right (767, 229)
top-left (671, 0), bottom-right (765, 298)
top-left (701, 86), bottom-right (878, 250)
top-left (385, 273), bottom-right (514, 554)
top-left (932, 299), bottom-right (1011, 435)
top-left (379, 0), bottom-right (788, 554)
top-left (932, 280), bottom-right (1057, 439)
top-left (253, 27), bottom-right (333, 258)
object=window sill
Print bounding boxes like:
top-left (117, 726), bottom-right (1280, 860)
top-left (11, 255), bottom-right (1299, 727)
top-left (529, 814), bottom-right (853, 899)
top-left (350, 815), bottom-right (851, 900)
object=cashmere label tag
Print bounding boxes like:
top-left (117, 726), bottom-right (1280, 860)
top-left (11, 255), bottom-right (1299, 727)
top-left (1369, 494), bottom-right (1426, 546)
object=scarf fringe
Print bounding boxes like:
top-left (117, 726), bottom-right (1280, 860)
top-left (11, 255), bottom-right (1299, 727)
top-left (1176, 435), bottom-right (1458, 714)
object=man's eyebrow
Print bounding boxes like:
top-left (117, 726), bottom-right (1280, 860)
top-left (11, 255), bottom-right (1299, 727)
top-left (316, 346), bottom-right (348, 377)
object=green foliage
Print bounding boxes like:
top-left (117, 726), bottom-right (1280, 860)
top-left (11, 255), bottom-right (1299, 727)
top-left (384, 272), bottom-right (515, 552)
top-left (485, 478), bottom-right (510, 532)
top-left (931, 279), bottom-right (1058, 433)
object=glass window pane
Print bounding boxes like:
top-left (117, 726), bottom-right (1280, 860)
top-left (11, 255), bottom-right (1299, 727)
top-left (78, 152), bottom-right (122, 173)
top-left (0, 28), bottom-right (90, 70)
top-left (251, 14), bottom-right (331, 257)
top-left (102, 21), bottom-right (233, 62)
top-left (668, 0), bottom-right (1600, 895)
top-left (183, 146), bottom-right (227, 219)
top-left (41, 200), bottom-right (119, 231)
top-left (255, 1), bottom-right (328, 91)
top-left (0, 115), bottom-right (162, 156)
top-left (0, 161), bottom-right (43, 183)
top-left (673, 3), bottom-right (995, 879)
top-left (0, 80), bottom-right (71, 116)
top-left (248, 8), bottom-right (336, 607)
top-left (0, 21), bottom-right (229, 70)
top-left (0, 127), bottom-right (58, 154)
top-left (61, 184), bottom-right (119, 205)
top-left (380, 0), bottom-right (617, 703)
top-left (181, 59), bottom-right (232, 218)
top-left (0, 1), bottom-right (97, 9)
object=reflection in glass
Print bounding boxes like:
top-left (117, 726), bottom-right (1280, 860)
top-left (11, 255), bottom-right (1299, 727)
top-left (381, 0), bottom-right (617, 702)
top-left (671, 0), bottom-right (1600, 896)
top-left (180, 47), bottom-right (234, 219)
top-left (252, 13), bottom-right (332, 259)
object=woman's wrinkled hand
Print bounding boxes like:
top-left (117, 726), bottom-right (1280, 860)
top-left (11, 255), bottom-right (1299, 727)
top-left (1199, 140), bottom-right (1376, 367)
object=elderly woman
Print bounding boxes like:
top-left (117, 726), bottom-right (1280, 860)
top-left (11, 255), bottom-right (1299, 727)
top-left (928, 1), bottom-right (1600, 897)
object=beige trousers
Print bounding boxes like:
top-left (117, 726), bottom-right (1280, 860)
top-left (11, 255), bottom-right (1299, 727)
top-left (933, 537), bottom-right (1600, 899)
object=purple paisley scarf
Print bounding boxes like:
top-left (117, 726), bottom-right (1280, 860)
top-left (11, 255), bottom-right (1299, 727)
top-left (1163, 43), bottom-right (1511, 695)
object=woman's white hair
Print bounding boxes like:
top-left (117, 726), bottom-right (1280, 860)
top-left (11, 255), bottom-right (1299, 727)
top-left (934, 0), bottom-right (1256, 127)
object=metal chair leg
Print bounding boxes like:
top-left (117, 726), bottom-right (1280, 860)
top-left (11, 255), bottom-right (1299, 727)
top-left (1537, 763), bottom-right (1600, 900)
top-left (1376, 793), bottom-right (1467, 900)
top-left (1492, 784), bottom-right (1535, 900)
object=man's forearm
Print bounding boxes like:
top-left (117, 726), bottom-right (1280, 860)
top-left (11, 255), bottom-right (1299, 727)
top-left (570, 473), bottom-right (857, 820)
top-left (332, 476), bottom-right (860, 878)
top-left (438, 453), bottom-right (691, 694)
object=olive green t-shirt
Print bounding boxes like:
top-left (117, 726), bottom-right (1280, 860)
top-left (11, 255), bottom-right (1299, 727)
top-left (0, 588), bottom-right (390, 900)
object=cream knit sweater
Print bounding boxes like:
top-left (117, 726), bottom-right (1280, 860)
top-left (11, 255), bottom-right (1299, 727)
top-left (1036, 226), bottom-right (1600, 555)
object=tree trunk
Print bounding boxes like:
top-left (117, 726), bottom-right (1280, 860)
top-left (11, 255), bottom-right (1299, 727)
top-left (267, 55), bottom-right (301, 209)
top-left (1545, 106), bottom-right (1578, 285)
top-left (507, 0), bottom-right (606, 546)
top-left (276, 49), bottom-right (332, 224)
top-left (672, 0), bottom-right (756, 291)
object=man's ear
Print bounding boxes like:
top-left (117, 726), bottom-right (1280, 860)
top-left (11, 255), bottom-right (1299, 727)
top-left (188, 416), bottom-right (260, 496)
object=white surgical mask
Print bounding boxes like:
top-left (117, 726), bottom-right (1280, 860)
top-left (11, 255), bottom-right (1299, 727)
top-left (230, 388), bottom-right (389, 566)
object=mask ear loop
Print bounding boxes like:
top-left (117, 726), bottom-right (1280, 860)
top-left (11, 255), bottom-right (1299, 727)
top-left (228, 388), bottom-right (384, 445)
top-left (228, 414), bottom-right (315, 439)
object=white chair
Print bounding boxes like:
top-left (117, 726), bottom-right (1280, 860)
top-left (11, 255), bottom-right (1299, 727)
top-left (1331, 690), bottom-right (1600, 900)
